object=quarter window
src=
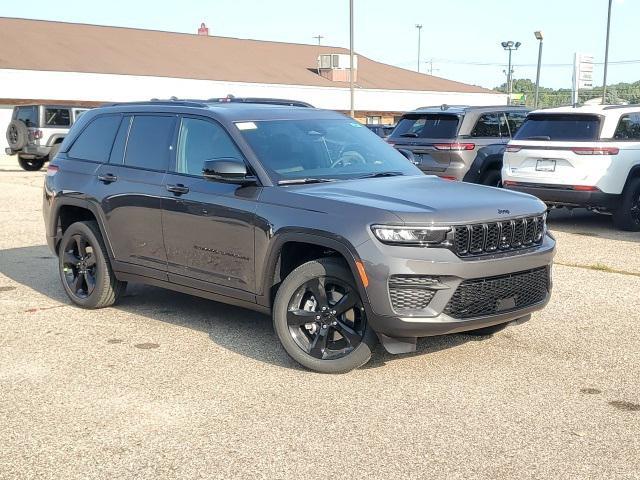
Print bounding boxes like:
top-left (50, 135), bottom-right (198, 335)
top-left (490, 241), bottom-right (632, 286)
top-left (176, 118), bottom-right (243, 176)
top-left (613, 113), bottom-right (640, 140)
top-left (471, 113), bottom-right (501, 137)
top-left (123, 115), bottom-right (176, 171)
top-left (68, 115), bottom-right (122, 163)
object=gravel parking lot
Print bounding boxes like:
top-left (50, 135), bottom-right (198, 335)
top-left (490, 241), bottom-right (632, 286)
top-left (0, 154), bottom-right (638, 480)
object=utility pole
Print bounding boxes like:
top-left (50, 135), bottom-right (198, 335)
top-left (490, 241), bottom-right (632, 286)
top-left (313, 35), bottom-right (324, 45)
top-left (501, 41), bottom-right (521, 105)
top-left (602, 0), bottom-right (613, 104)
top-left (415, 24), bottom-right (423, 73)
top-left (349, 0), bottom-right (355, 118)
top-left (534, 31), bottom-right (544, 108)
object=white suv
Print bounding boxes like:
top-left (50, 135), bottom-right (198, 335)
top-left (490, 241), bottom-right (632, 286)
top-left (502, 105), bottom-right (640, 231)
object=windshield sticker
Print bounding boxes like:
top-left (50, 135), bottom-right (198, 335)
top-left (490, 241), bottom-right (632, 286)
top-left (236, 121), bottom-right (258, 130)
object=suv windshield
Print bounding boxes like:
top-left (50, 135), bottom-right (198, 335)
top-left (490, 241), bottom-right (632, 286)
top-left (391, 114), bottom-right (460, 139)
top-left (514, 114), bottom-right (601, 141)
top-left (237, 118), bottom-right (420, 181)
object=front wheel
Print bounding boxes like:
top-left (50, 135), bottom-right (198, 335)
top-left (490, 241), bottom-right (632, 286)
top-left (273, 258), bottom-right (377, 373)
top-left (18, 156), bottom-right (45, 171)
top-left (612, 177), bottom-right (640, 231)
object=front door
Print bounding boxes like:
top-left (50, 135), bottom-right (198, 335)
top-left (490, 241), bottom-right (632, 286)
top-left (161, 116), bottom-right (260, 297)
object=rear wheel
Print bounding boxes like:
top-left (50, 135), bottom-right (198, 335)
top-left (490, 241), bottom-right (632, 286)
top-left (480, 168), bottom-right (502, 188)
top-left (613, 177), bottom-right (640, 231)
top-left (58, 221), bottom-right (126, 308)
top-left (273, 258), bottom-right (377, 373)
top-left (18, 156), bottom-right (45, 171)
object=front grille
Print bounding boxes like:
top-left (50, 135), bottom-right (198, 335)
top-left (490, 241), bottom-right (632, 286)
top-left (389, 275), bottom-right (437, 313)
top-left (444, 267), bottom-right (550, 319)
top-left (453, 215), bottom-right (545, 257)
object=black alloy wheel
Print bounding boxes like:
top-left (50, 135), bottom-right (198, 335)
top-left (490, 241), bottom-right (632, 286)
top-left (286, 276), bottom-right (366, 360)
top-left (61, 234), bottom-right (97, 299)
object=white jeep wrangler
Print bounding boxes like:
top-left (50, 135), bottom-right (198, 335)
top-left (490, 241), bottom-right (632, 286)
top-left (502, 105), bottom-right (640, 231)
top-left (5, 104), bottom-right (89, 171)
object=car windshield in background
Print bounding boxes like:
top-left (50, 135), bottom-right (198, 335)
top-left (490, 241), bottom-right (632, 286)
top-left (391, 114), bottom-right (460, 139)
top-left (513, 114), bottom-right (601, 141)
top-left (237, 118), bottom-right (420, 181)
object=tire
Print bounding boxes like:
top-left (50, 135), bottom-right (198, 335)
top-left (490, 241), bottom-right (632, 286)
top-left (58, 221), bottom-right (126, 309)
top-left (463, 322), bottom-right (509, 336)
top-left (273, 257), bottom-right (377, 373)
top-left (18, 156), bottom-right (45, 171)
top-left (480, 168), bottom-right (502, 188)
top-left (612, 177), bottom-right (640, 232)
top-left (5, 120), bottom-right (28, 150)
top-left (48, 143), bottom-right (61, 161)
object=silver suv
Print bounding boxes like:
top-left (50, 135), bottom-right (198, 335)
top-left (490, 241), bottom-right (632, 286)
top-left (5, 104), bottom-right (89, 171)
top-left (388, 105), bottom-right (529, 186)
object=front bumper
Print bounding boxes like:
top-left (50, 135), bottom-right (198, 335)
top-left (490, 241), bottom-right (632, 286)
top-left (505, 184), bottom-right (620, 210)
top-left (357, 234), bottom-right (555, 339)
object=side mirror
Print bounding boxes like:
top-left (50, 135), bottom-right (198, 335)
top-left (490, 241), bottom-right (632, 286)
top-left (202, 159), bottom-right (257, 185)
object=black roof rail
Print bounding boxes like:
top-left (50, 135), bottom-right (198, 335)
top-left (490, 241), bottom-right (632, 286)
top-left (206, 96), bottom-right (314, 108)
top-left (103, 98), bottom-right (209, 108)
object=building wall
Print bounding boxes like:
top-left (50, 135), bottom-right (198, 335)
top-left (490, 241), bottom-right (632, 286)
top-left (0, 69), bottom-right (507, 148)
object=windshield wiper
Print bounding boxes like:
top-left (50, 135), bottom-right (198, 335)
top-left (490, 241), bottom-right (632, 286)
top-left (524, 135), bottom-right (551, 140)
top-left (356, 171), bottom-right (404, 179)
top-left (399, 132), bottom-right (419, 137)
top-left (277, 178), bottom-right (335, 185)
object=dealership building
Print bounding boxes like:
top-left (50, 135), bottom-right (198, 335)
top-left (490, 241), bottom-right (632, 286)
top-left (0, 17), bottom-right (506, 148)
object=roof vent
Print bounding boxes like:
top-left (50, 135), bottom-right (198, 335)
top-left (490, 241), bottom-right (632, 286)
top-left (317, 53), bottom-right (357, 82)
top-left (198, 22), bottom-right (209, 36)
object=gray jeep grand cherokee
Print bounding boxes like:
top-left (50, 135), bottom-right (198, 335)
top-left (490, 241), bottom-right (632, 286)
top-left (43, 98), bottom-right (555, 373)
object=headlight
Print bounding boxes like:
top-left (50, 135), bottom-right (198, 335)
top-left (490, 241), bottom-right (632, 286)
top-left (371, 225), bottom-right (451, 246)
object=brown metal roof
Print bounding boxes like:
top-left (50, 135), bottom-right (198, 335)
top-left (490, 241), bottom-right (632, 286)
top-left (0, 17), bottom-right (495, 94)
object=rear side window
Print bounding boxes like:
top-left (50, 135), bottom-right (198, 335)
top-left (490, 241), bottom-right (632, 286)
top-left (470, 113), bottom-right (501, 137)
top-left (14, 106), bottom-right (38, 127)
top-left (613, 113), bottom-right (640, 140)
top-left (392, 114), bottom-right (459, 139)
top-left (514, 114), bottom-right (601, 141)
top-left (124, 115), bottom-right (176, 171)
top-left (68, 115), bottom-right (122, 162)
top-left (176, 117), bottom-right (243, 176)
top-left (44, 108), bottom-right (71, 127)
top-left (506, 111), bottom-right (528, 136)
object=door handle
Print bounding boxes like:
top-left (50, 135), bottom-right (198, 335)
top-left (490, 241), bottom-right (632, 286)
top-left (97, 173), bottom-right (118, 183)
top-left (166, 184), bottom-right (190, 195)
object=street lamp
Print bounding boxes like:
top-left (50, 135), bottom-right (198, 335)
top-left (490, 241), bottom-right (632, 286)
top-left (501, 40), bottom-right (521, 105)
top-left (415, 24), bottom-right (423, 72)
top-left (534, 31), bottom-right (543, 108)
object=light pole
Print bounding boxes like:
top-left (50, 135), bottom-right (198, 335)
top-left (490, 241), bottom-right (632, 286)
top-left (349, 0), bottom-right (354, 117)
top-left (534, 31), bottom-right (544, 108)
top-left (415, 24), bottom-right (423, 72)
top-left (602, 0), bottom-right (613, 104)
top-left (501, 40), bottom-right (521, 105)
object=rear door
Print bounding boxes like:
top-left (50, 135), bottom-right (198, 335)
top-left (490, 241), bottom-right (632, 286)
top-left (388, 113), bottom-right (460, 172)
top-left (101, 114), bottom-right (177, 279)
top-left (161, 115), bottom-right (259, 298)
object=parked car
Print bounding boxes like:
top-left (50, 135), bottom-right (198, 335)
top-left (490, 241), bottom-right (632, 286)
top-left (503, 105), bottom-right (640, 231)
top-left (365, 124), bottom-right (396, 138)
top-left (43, 98), bottom-right (555, 373)
top-left (387, 105), bottom-right (529, 186)
top-left (5, 104), bottom-right (90, 171)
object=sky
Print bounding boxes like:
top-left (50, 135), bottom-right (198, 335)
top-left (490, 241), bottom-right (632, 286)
top-left (2, 0), bottom-right (638, 90)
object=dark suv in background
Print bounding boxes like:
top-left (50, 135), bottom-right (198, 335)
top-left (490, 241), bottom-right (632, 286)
top-left (43, 98), bottom-right (554, 373)
top-left (388, 105), bottom-right (529, 186)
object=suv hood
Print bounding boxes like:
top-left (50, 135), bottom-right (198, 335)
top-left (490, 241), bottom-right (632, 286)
top-left (291, 175), bottom-right (546, 225)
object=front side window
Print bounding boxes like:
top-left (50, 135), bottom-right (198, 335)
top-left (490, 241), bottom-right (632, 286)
top-left (391, 114), bottom-right (460, 139)
top-left (68, 115), bottom-right (122, 162)
top-left (470, 113), bottom-right (501, 138)
top-left (14, 106), bottom-right (38, 127)
top-left (44, 108), bottom-right (71, 127)
top-left (237, 118), bottom-right (420, 181)
top-left (124, 115), bottom-right (176, 171)
top-left (176, 118), bottom-right (243, 176)
top-left (613, 113), bottom-right (640, 140)
top-left (514, 114), bottom-right (601, 141)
